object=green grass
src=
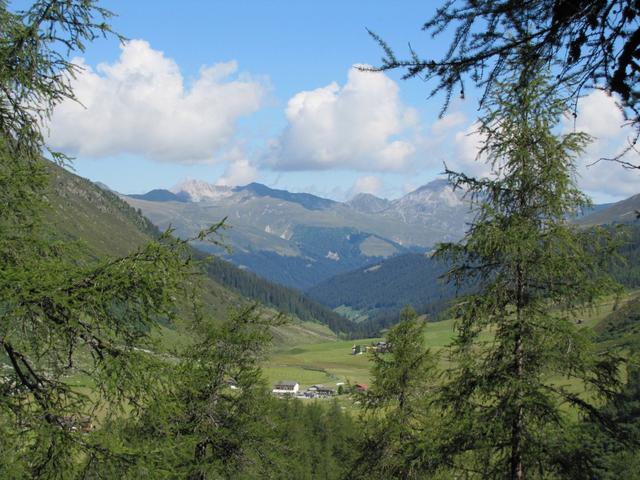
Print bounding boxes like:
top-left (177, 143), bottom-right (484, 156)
top-left (265, 338), bottom-right (381, 387)
top-left (263, 292), bottom-right (638, 392)
top-left (263, 317), bottom-right (462, 389)
top-left (333, 305), bottom-right (369, 323)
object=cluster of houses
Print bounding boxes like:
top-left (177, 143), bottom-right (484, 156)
top-left (272, 380), bottom-right (368, 398)
top-left (351, 341), bottom-right (390, 355)
top-left (60, 415), bottom-right (94, 434)
top-left (272, 380), bottom-right (335, 398)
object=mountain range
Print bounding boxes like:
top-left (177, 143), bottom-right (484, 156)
top-left (310, 194), bottom-right (640, 327)
top-left (123, 178), bottom-right (639, 292)
top-left (52, 164), bottom-right (640, 338)
top-left (123, 178), bottom-right (473, 289)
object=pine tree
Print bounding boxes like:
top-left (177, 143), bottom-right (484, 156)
top-left (435, 57), bottom-right (623, 479)
top-left (351, 308), bottom-right (441, 479)
top-left (87, 304), bottom-right (285, 479)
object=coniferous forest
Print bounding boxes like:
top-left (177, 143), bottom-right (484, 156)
top-left (1, 1), bottom-right (640, 479)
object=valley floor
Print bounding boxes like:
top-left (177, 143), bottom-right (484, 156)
top-left (263, 291), bottom-right (635, 392)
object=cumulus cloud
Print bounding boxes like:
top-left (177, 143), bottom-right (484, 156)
top-left (451, 122), bottom-right (493, 178)
top-left (573, 89), bottom-right (627, 139)
top-left (267, 66), bottom-right (418, 171)
top-left (566, 90), bottom-right (640, 199)
top-left (350, 175), bottom-right (383, 196)
top-left (431, 110), bottom-right (466, 137)
top-left (215, 147), bottom-right (258, 186)
top-left (432, 91), bottom-right (639, 200)
top-left (49, 40), bottom-right (267, 164)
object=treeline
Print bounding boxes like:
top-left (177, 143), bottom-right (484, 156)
top-left (201, 254), bottom-right (357, 335)
top-left (608, 222), bottom-right (640, 289)
top-left (595, 294), bottom-right (640, 348)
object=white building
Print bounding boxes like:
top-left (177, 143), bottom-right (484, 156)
top-left (272, 380), bottom-right (299, 395)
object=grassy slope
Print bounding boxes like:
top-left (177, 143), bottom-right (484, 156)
top-left (594, 291), bottom-right (640, 349)
top-left (44, 163), bottom-right (337, 347)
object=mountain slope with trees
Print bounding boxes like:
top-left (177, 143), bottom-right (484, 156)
top-left (306, 253), bottom-right (455, 319)
top-left (44, 162), bottom-right (355, 337)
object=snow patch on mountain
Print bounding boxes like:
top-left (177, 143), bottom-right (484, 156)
top-left (325, 251), bottom-right (340, 261)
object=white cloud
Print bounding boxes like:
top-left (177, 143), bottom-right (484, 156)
top-left (573, 89), bottom-right (626, 139)
top-left (566, 90), bottom-right (640, 200)
top-left (435, 91), bottom-right (640, 201)
top-left (215, 147), bottom-right (258, 186)
top-left (49, 40), bottom-right (267, 164)
top-left (448, 122), bottom-right (492, 178)
top-left (267, 66), bottom-right (418, 171)
top-left (350, 175), bottom-right (383, 196)
top-left (431, 110), bottom-right (466, 137)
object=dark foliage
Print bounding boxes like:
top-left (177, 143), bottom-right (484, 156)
top-left (306, 253), bottom-right (459, 318)
top-left (202, 255), bottom-right (358, 336)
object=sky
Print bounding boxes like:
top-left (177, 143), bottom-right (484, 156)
top-left (31, 0), bottom-right (640, 203)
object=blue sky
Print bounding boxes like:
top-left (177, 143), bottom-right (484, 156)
top-left (32, 1), bottom-right (640, 202)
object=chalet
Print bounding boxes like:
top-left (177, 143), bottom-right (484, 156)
top-left (272, 380), bottom-right (299, 395)
top-left (306, 384), bottom-right (336, 397)
top-left (351, 344), bottom-right (365, 355)
top-left (374, 341), bottom-right (390, 353)
top-left (353, 383), bottom-right (368, 393)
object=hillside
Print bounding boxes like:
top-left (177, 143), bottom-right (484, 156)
top-left (595, 292), bottom-right (640, 348)
top-left (578, 193), bottom-right (640, 225)
top-left (307, 221), bottom-right (640, 336)
top-left (306, 253), bottom-right (457, 319)
top-left (44, 163), bottom-right (355, 340)
top-left (46, 164), bottom-right (159, 258)
top-left (201, 255), bottom-right (357, 334)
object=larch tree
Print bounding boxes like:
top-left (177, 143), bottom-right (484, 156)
top-left (434, 55), bottom-right (623, 479)
top-left (0, 1), bottom-right (221, 476)
top-left (351, 308), bottom-right (441, 479)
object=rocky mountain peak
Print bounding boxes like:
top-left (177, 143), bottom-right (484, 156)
top-left (171, 179), bottom-right (233, 202)
top-left (399, 178), bottom-right (463, 208)
top-left (346, 193), bottom-right (391, 214)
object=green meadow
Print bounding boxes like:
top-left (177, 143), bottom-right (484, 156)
top-left (263, 291), bottom-right (637, 390)
top-left (263, 315), bottom-right (461, 388)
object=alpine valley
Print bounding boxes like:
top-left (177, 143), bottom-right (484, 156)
top-left (123, 178), bottom-right (472, 290)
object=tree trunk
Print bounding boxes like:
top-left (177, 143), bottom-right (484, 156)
top-left (189, 441), bottom-right (208, 480)
top-left (510, 329), bottom-right (524, 480)
top-left (511, 262), bottom-right (525, 480)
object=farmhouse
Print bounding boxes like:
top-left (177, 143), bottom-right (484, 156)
top-left (305, 384), bottom-right (336, 397)
top-left (374, 341), bottom-right (390, 353)
top-left (272, 380), bottom-right (299, 395)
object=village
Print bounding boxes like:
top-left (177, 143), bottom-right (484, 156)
top-left (271, 380), bottom-right (369, 399)
top-left (269, 341), bottom-right (391, 399)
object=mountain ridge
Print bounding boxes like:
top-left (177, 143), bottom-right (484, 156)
top-left (121, 178), bottom-right (637, 295)
top-left (123, 178), bottom-right (472, 288)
